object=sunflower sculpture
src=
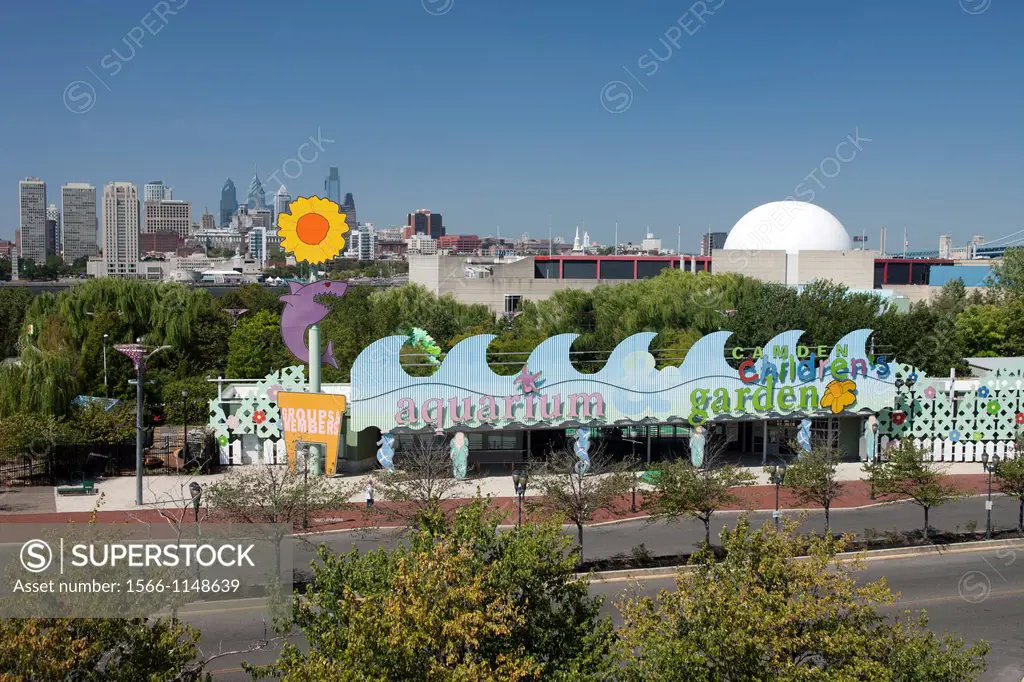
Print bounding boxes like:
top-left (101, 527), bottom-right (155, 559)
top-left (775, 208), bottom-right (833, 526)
top-left (277, 196), bottom-right (350, 263)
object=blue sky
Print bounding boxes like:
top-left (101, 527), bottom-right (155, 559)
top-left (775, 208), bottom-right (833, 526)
top-left (1, 0), bottom-right (1021, 252)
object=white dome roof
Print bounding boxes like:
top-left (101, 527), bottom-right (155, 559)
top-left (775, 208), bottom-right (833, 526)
top-left (722, 201), bottom-right (852, 254)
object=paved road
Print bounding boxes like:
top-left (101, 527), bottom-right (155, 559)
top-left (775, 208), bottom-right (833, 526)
top-left (185, 496), bottom-right (1024, 680)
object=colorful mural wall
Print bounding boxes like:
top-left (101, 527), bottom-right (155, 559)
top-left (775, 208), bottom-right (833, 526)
top-left (349, 328), bottom-right (899, 434)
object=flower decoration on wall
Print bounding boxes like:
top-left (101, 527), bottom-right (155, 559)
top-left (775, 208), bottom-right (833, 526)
top-left (226, 415), bottom-right (239, 430)
top-left (252, 410), bottom-right (267, 425)
top-left (978, 386), bottom-right (991, 398)
top-left (891, 411), bottom-right (907, 426)
top-left (217, 434), bottom-right (229, 446)
top-left (949, 429), bottom-right (961, 442)
top-left (924, 386), bottom-right (936, 399)
top-left (277, 196), bottom-right (350, 264)
top-left (267, 384), bottom-right (283, 402)
top-left (907, 372), bottom-right (919, 383)
top-left (986, 400), bottom-right (1001, 415)
top-left (820, 379), bottom-right (857, 414)
top-left (1016, 412), bottom-right (1024, 425)
top-left (973, 431), bottom-right (984, 442)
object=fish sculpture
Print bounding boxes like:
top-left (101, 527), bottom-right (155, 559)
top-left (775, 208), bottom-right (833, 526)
top-left (279, 280), bottom-right (347, 367)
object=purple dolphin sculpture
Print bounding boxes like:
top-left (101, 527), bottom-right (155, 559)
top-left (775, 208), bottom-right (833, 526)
top-left (279, 280), bottom-right (347, 368)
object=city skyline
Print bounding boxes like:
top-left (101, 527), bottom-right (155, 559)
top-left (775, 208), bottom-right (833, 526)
top-left (1, 1), bottom-right (1022, 250)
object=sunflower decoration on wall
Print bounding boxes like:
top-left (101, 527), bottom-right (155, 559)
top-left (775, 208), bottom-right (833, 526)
top-left (277, 196), bottom-right (350, 263)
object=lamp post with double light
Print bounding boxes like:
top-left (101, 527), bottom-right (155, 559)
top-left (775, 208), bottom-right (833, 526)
top-left (768, 463), bottom-right (787, 531)
top-left (982, 452), bottom-right (1001, 539)
top-left (115, 341), bottom-right (170, 506)
top-left (512, 468), bottom-right (529, 527)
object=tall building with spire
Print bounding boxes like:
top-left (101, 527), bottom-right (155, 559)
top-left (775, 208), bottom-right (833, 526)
top-left (324, 167), bottom-right (341, 204)
top-left (572, 226), bottom-right (582, 252)
top-left (219, 178), bottom-right (238, 226)
top-left (247, 165), bottom-right (267, 210)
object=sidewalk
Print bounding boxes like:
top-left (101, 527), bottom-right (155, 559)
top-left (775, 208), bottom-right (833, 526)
top-left (0, 464), bottom-right (995, 529)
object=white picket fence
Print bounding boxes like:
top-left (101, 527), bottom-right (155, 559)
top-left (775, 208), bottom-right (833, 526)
top-left (218, 436), bottom-right (287, 465)
top-left (879, 436), bottom-right (1018, 462)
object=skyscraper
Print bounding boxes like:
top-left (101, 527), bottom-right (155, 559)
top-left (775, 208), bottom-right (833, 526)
top-left (102, 182), bottom-right (140, 278)
top-left (324, 167), bottom-right (341, 204)
top-left (220, 178), bottom-right (238, 226)
top-left (247, 165), bottom-right (267, 210)
top-left (144, 181), bottom-right (172, 202)
top-left (404, 209), bottom-right (445, 239)
top-left (274, 185), bottom-right (291, 225)
top-left (143, 199), bottom-right (192, 239)
top-left (46, 203), bottom-right (60, 258)
top-left (341, 193), bottom-right (357, 232)
top-left (18, 178), bottom-right (47, 263)
top-left (61, 183), bottom-right (97, 263)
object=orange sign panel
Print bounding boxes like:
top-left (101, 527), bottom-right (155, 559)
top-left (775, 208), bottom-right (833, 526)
top-left (277, 392), bottom-right (347, 475)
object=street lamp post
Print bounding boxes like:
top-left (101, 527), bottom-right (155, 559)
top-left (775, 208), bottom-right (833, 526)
top-left (102, 333), bottom-right (109, 398)
top-left (982, 453), bottom-right (1001, 539)
top-left (300, 443), bottom-right (311, 530)
top-left (768, 463), bottom-right (787, 531)
top-left (116, 342), bottom-right (170, 506)
top-left (181, 389), bottom-right (188, 466)
top-left (512, 468), bottom-right (529, 527)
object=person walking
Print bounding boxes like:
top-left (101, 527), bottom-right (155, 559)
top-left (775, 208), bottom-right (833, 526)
top-left (365, 480), bottom-right (374, 509)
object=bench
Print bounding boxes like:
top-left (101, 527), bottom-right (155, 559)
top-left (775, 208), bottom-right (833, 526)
top-left (57, 479), bottom-right (96, 495)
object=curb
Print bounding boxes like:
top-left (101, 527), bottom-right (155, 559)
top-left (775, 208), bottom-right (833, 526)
top-left (583, 537), bottom-right (1024, 583)
top-left (300, 492), bottom-right (999, 535)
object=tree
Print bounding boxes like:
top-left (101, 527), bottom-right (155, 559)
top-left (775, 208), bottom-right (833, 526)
top-left (988, 246), bottom-right (1024, 298)
top-left (782, 441), bottom-right (845, 534)
top-left (0, 617), bottom-right (210, 681)
top-left (217, 283), bottom-right (283, 315)
top-left (255, 497), bottom-right (617, 681)
top-left (615, 516), bottom-right (989, 680)
top-left (864, 439), bottom-right (965, 541)
top-left (0, 287), bottom-right (32, 358)
top-left (530, 445), bottom-right (630, 555)
top-left (205, 463), bottom-right (354, 574)
top-left (371, 434), bottom-right (463, 531)
top-left (646, 452), bottom-right (755, 549)
top-left (225, 309), bottom-right (292, 378)
top-left (993, 452), bottom-right (1024, 534)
